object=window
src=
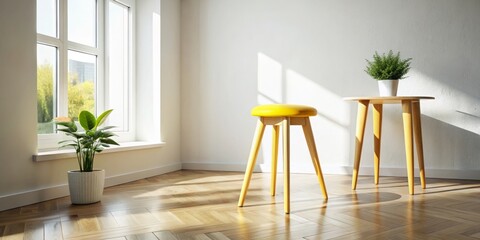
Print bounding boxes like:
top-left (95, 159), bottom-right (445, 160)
top-left (36, 0), bottom-right (135, 150)
top-left (107, 0), bottom-right (132, 132)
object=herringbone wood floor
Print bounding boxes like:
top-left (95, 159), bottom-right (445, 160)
top-left (1, 170), bottom-right (479, 239)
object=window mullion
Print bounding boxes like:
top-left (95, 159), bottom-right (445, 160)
top-left (37, 34), bottom-right (62, 47)
top-left (97, 0), bottom-right (105, 115)
top-left (67, 41), bottom-right (102, 56)
top-left (58, 0), bottom-right (68, 118)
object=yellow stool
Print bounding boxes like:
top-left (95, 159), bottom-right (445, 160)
top-left (237, 104), bottom-right (328, 214)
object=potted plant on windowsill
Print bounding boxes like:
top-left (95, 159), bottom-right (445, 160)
top-left (365, 50), bottom-right (412, 96)
top-left (55, 109), bottom-right (119, 204)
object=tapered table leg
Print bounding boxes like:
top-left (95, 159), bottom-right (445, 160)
top-left (402, 101), bottom-right (415, 195)
top-left (352, 100), bottom-right (369, 190)
top-left (373, 104), bottom-right (383, 185)
top-left (412, 101), bottom-right (426, 189)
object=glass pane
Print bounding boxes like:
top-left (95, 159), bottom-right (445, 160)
top-left (37, 44), bottom-right (57, 134)
top-left (68, 51), bottom-right (96, 120)
top-left (108, 1), bottom-right (129, 131)
top-left (37, 0), bottom-right (57, 37)
top-left (68, 0), bottom-right (96, 46)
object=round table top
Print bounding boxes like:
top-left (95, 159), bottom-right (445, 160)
top-left (344, 96), bottom-right (434, 104)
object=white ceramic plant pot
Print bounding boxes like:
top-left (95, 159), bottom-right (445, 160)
top-left (67, 170), bottom-right (105, 204)
top-left (378, 80), bottom-right (399, 96)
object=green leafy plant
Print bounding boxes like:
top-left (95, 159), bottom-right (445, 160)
top-left (365, 50), bottom-right (412, 80)
top-left (55, 109), bottom-right (119, 172)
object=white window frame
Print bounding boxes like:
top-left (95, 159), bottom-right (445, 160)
top-left (37, 0), bottom-right (136, 150)
top-left (104, 0), bottom-right (136, 141)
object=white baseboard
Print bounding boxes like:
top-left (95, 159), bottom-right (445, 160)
top-left (182, 162), bottom-right (480, 180)
top-left (0, 163), bottom-right (181, 212)
top-left (104, 163), bottom-right (181, 187)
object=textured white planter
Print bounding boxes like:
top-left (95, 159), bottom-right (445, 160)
top-left (378, 80), bottom-right (399, 96)
top-left (67, 170), bottom-right (105, 204)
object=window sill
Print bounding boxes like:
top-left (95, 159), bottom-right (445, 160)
top-left (33, 141), bottom-right (166, 162)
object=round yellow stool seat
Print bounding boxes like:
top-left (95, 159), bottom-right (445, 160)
top-left (251, 104), bottom-right (317, 117)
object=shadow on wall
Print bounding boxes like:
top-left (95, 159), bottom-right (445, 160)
top-left (420, 115), bottom-right (480, 178)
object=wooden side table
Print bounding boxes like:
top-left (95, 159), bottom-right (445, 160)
top-left (344, 96), bottom-right (434, 194)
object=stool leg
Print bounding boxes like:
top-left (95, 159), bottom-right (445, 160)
top-left (412, 101), bottom-right (426, 189)
top-left (373, 104), bottom-right (383, 185)
top-left (402, 100), bottom-right (415, 195)
top-left (302, 118), bottom-right (328, 199)
top-left (238, 119), bottom-right (266, 207)
top-left (282, 117), bottom-right (291, 214)
top-left (302, 119), bottom-right (320, 177)
top-left (271, 125), bottom-right (280, 196)
top-left (352, 100), bottom-right (369, 190)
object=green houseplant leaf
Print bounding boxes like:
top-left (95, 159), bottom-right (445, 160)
top-left (79, 110), bottom-right (96, 131)
top-left (55, 109), bottom-right (118, 172)
top-left (95, 109), bottom-right (113, 129)
top-left (56, 120), bottom-right (77, 132)
top-left (365, 50), bottom-right (412, 80)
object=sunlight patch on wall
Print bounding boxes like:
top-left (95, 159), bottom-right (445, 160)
top-left (257, 52), bottom-right (283, 104)
top-left (285, 69), bottom-right (349, 127)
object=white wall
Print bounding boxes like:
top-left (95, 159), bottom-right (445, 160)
top-left (180, 0), bottom-right (480, 179)
top-left (0, 0), bottom-right (182, 211)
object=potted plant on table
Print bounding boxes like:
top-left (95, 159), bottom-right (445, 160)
top-left (365, 50), bottom-right (412, 96)
top-left (55, 109), bottom-right (119, 204)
